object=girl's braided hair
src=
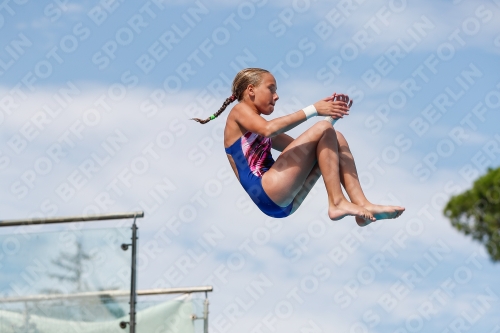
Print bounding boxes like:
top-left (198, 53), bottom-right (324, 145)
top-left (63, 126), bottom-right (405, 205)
top-left (192, 68), bottom-right (270, 124)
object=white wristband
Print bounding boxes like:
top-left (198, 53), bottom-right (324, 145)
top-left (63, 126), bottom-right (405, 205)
top-left (324, 116), bottom-right (338, 125)
top-left (302, 105), bottom-right (318, 119)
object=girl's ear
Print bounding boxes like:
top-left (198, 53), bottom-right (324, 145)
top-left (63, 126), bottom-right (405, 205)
top-left (247, 84), bottom-right (255, 97)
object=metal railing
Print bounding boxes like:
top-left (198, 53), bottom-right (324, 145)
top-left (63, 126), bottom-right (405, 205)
top-left (1, 211), bottom-right (213, 333)
top-left (0, 286), bottom-right (213, 303)
top-left (0, 212), bottom-right (150, 332)
top-left (0, 286), bottom-right (213, 333)
top-left (0, 211), bottom-right (145, 227)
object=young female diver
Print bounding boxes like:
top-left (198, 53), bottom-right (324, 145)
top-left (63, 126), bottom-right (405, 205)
top-left (193, 68), bottom-right (404, 226)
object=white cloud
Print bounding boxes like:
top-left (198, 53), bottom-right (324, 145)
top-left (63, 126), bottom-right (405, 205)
top-left (307, 0), bottom-right (500, 54)
top-left (1, 81), bottom-right (499, 331)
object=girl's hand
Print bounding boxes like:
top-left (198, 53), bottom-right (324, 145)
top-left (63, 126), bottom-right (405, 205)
top-left (314, 92), bottom-right (353, 119)
top-left (331, 93), bottom-right (353, 108)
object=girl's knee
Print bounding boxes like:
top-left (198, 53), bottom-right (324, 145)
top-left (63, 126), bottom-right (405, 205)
top-left (311, 120), bottom-right (334, 135)
top-left (316, 120), bottom-right (333, 130)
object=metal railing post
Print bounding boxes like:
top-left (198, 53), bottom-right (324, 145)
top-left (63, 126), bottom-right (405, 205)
top-left (204, 291), bottom-right (209, 333)
top-left (129, 215), bottom-right (138, 333)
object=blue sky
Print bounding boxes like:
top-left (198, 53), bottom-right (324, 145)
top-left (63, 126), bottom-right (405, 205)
top-left (1, 0), bottom-right (500, 332)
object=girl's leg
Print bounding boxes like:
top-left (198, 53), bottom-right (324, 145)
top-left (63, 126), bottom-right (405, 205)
top-left (262, 121), bottom-right (374, 222)
top-left (336, 131), bottom-right (405, 226)
top-left (289, 162), bottom-right (321, 214)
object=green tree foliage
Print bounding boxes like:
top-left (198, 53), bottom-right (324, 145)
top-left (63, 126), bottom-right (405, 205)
top-left (444, 167), bottom-right (500, 262)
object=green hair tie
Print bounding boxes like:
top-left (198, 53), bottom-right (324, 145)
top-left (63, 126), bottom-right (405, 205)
top-left (210, 114), bottom-right (216, 120)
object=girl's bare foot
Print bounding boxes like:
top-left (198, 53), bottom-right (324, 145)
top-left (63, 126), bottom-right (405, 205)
top-left (328, 200), bottom-right (375, 224)
top-left (355, 204), bottom-right (405, 227)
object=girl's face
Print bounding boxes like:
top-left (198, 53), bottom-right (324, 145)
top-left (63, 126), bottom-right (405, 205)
top-left (249, 73), bottom-right (279, 115)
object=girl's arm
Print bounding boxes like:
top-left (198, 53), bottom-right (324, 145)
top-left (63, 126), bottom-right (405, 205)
top-left (234, 96), bottom-right (351, 138)
top-left (235, 106), bottom-right (307, 138)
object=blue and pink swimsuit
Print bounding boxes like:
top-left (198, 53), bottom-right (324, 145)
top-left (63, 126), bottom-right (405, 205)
top-left (225, 132), bottom-right (293, 218)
